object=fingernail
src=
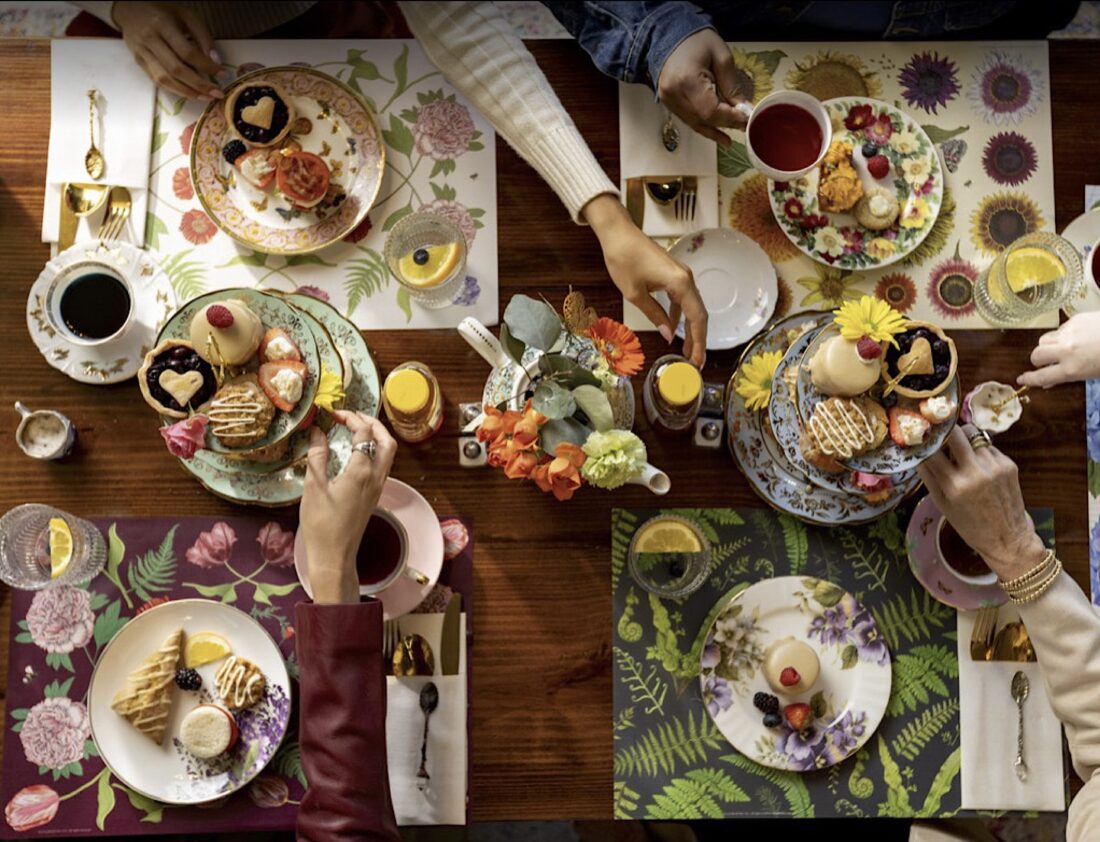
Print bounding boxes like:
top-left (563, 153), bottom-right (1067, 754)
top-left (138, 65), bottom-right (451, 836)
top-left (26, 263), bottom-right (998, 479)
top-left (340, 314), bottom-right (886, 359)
top-left (658, 325), bottom-right (673, 344)
top-left (210, 49), bottom-right (222, 65)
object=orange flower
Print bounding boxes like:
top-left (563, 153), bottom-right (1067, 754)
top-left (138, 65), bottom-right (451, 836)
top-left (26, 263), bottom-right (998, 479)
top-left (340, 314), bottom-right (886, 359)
top-left (478, 405), bottom-right (519, 443)
top-left (587, 317), bottom-right (644, 377)
top-left (530, 460), bottom-right (553, 493)
top-left (513, 401), bottom-right (547, 449)
top-left (544, 442), bottom-right (586, 501)
top-left (486, 436), bottom-right (517, 469)
top-left (504, 449), bottom-right (539, 480)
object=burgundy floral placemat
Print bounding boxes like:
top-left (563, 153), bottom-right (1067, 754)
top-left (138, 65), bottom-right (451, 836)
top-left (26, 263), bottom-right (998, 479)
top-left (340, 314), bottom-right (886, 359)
top-left (0, 514), bottom-right (471, 838)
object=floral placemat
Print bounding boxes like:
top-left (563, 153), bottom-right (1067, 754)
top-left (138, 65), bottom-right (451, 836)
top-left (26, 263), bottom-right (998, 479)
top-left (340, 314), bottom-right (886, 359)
top-left (0, 514), bottom-right (472, 837)
top-left (1088, 379), bottom-right (1100, 605)
top-left (611, 506), bottom-right (1055, 819)
top-left (146, 39), bottom-right (497, 330)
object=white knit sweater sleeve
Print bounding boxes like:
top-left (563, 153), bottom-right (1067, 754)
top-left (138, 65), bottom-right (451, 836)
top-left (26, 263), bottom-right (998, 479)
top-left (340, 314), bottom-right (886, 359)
top-left (399, 0), bottom-right (618, 223)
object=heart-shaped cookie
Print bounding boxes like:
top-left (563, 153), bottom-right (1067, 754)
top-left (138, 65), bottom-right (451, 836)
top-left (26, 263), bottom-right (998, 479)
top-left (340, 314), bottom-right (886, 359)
top-left (159, 370), bottom-right (205, 407)
top-left (897, 337), bottom-right (934, 376)
top-left (241, 96), bottom-right (275, 130)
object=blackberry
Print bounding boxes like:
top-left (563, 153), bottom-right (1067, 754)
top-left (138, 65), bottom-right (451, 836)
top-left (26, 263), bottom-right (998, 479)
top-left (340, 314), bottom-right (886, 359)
top-left (174, 668), bottom-right (202, 691)
top-left (753, 692), bottom-right (779, 714)
top-left (222, 139), bottom-right (247, 164)
top-left (762, 713), bottom-right (783, 728)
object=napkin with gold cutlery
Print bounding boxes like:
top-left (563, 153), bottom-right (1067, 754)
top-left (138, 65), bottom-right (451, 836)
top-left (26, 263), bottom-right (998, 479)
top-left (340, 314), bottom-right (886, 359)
top-left (957, 606), bottom-right (1065, 811)
top-left (43, 40), bottom-right (155, 250)
top-left (385, 606), bottom-right (467, 825)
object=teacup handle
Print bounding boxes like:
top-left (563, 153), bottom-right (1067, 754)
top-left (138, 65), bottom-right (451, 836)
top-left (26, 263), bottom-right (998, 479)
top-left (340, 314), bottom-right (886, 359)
top-left (14, 402), bottom-right (32, 420)
top-left (457, 317), bottom-right (509, 369)
top-left (405, 566), bottom-right (430, 586)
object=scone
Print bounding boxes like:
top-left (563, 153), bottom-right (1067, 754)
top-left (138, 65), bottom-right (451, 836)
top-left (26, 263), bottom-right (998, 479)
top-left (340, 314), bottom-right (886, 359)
top-left (224, 81), bottom-right (295, 148)
top-left (804, 396), bottom-right (887, 460)
top-left (111, 629), bottom-right (182, 744)
top-left (207, 377), bottom-right (276, 447)
top-left (817, 140), bottom-right (863, 213)
top-left (854, 187), bottom-right (900, 231)
top-left (214, 655), bottom-right (266, 710)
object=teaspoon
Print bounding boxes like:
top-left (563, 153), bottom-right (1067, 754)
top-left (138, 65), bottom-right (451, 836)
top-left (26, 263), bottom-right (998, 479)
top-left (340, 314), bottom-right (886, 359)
top-left (417, 681), bottom-right (439, 789)
top-left (85, 90), bottom-right (105, 181)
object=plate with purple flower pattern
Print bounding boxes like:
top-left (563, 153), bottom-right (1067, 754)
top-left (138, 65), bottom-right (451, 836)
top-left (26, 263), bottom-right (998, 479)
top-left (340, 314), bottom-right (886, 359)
top-left (699, 576), bottom-right (891, 772)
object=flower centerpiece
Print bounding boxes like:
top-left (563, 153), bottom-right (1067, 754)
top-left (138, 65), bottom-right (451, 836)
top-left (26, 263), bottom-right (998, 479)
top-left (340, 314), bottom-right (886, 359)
top-left (476, 292), bottom-right (664, 500)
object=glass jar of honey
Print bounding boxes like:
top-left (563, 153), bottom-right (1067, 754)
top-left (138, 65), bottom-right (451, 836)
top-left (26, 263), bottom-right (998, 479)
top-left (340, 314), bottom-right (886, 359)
top-left (643, 355), bottom-right (702, 436)
top-left (381, 362), bottom-right (444, 443)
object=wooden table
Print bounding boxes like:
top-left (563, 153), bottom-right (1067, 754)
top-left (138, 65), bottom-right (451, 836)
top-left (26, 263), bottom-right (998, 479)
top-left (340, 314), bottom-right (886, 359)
top-left (1, 38), bottom-right (1097, 824)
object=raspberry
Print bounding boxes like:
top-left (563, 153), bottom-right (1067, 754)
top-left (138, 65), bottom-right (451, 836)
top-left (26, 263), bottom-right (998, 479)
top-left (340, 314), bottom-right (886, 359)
top-left (856, 336), bottom-right (883, 360)
top-left (206, 304), bottom-right (234, 328)
top-left (779, 667), bottom-right (801, 687)
top-left (867, 154), bottom-right (890, 179)
top-left (753, 692), bottom-right (779, 714)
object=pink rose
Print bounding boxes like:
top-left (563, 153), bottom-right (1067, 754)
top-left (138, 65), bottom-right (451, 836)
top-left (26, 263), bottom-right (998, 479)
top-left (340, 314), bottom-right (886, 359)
top-left (248, 775), bottom-right (289, 808)
top-left (297, 285), bottom-right (330, 302)
top-left (440, 519), bottom-right (469, 560)
top-left (5, 785), bottom-right (59, 832)
top-left (159, 415), bottom-right (209, 460)
top-left (26, 586), bottom-right (93, 654)
top-left (19, 697), bottom-right (89, 770)
top-left (186, 522), bottom-right (237, 568)
top-left (413, 99), bottom-right (475, 160)
top-left (257, 522), bottom-right (295, 568)
top-left (418, 198), bottom-right (477, 247)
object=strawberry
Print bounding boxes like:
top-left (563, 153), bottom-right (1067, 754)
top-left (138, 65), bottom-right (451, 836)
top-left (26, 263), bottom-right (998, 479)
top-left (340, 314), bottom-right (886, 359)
top-left (784, 703), bottom-right (813, 732)
top-left (856, 335), bottom-right (883, 360)
top-left (258, 327), bottom-right (302, 362)
top-left (888, 406), bottom-right (930, 448)
top-left (867, 154), bottom-right (890, 179)
top-left (779, 667), bottom-right (801, 688)
top-left (258, 360), bottom-right (309, 412)
top-left (206, 304), bottom-right (234, 328)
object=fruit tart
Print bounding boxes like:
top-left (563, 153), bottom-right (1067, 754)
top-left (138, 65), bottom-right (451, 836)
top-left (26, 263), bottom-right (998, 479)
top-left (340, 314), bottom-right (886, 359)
top-left (138, 340), bottom-right (217, 418)
top-left (224, 81), bottom-right (295, 148)
top-left (881, 321), bottom-right (958, 399)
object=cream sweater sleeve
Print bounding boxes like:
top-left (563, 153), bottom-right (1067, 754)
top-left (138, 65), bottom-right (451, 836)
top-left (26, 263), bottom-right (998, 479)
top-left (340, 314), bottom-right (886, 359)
top-left (399, 0), bottom-right (618, 223)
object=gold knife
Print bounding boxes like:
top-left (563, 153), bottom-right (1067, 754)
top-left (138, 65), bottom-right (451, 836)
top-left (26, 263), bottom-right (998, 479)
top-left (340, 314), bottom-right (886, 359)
top-left (440, 594), bottom-right (462, 676)
top-left (625, 177), bottom-right (645, 229)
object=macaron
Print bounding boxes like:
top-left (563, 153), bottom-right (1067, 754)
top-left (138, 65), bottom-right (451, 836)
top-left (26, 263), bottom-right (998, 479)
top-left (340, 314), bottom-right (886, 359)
top-left (179, 704), bottom-right (238, 759)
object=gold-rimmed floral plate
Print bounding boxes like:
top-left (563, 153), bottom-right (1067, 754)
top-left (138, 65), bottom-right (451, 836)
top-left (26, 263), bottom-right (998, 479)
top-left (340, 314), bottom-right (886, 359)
top-left (768, 97), bottom-right (943, 269)
top-left (157, 289), bottom-right (319, 456)
top-left (190, 66), bottom-right (384, 255)
top-left (27, 241), bottom-right (176, 385)
top-left (700, 576), bottom-right (891, 772)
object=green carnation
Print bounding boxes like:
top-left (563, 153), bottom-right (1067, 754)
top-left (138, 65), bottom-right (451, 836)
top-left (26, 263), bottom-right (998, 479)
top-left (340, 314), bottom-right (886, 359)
top-left (580, 429), bottom-right (647, 490)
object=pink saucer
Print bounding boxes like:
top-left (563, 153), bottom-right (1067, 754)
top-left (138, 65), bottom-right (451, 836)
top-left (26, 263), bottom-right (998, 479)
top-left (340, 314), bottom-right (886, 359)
top-left (294, 478), bottom-right (444, 620)
top-left (905, 495), bottom-right (1007, 611)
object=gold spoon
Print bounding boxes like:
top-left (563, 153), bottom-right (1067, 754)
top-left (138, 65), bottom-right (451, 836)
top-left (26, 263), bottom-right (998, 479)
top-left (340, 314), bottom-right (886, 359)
top-left (85, 90), bottom-right (105, 181)
top-left (59, 181), bottom-right (109, 251)
top-left (393, 633), bottom-right (435, 676)
top-left (644, 177), bottom-right (683, 206)
top-left (882, 358), bottom-right (919, 398)
top-left (990, 385), bottom-right (1029, 415)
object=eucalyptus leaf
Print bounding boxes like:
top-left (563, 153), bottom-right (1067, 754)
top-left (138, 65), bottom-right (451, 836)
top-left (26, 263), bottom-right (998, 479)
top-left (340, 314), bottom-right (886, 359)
top-left (504, 295), bottom-right (562, 351)
top-left (499, 323), bottom-right (526, 365)
top-left (540, 418), bottom-right (590, 453)
top-left (538, 354), bottom-right (600, 389)
top-left (533, 381), bottom-right (576, 420)
top-left (573, 385), bottom-right (614, 432)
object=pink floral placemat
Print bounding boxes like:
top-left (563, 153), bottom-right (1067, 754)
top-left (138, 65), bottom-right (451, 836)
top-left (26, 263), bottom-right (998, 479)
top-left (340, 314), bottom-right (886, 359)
top-left (0, 514), bottom-right (471, 837)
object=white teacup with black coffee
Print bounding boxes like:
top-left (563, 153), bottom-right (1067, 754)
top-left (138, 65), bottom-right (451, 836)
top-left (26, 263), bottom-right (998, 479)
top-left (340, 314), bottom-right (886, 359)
top-left (45, 261), bottom-right (134, 345)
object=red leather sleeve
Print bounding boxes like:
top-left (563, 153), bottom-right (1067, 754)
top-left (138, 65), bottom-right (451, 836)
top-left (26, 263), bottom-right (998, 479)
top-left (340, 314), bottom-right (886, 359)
top-left (295, 601), bottom-right (399, 842)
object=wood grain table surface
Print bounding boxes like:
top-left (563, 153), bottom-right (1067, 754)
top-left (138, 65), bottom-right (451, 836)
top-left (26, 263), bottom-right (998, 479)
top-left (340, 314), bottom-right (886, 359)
top-left (0, 37), bottom-right (1098, 825)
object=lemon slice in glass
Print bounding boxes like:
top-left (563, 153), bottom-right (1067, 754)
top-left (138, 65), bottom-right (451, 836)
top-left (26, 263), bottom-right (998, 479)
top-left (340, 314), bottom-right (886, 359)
top-left (48, 517), bottom-right (73, 579)
top-left (1005, 247), bottom-right (1065, 294)
top-left (184, 631), bottom-right (232, 667)
top-left (634, 519), bottom-right (702, 553)
top-left (397, 242), bottom-right (462, 288)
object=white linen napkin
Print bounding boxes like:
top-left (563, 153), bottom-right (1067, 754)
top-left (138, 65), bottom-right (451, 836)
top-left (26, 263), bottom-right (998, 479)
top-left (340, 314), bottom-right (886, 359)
top-left (957, 607), bottom-right (1066, 811)
top-left (43, 39), bottom-right (155, 247)
top-left (617, 82), bottom-right (718, 238)
top-left (385, 612), bottom-right (467, 825)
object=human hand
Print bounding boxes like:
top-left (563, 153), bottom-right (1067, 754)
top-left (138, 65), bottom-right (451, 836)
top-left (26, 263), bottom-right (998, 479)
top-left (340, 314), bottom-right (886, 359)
top-left (112, 2), bottom-right (224, 100)
top-left (1017, 311), bottom-right (1100, 388)
top-left (299, 411), bottom-right (397, 604)
top-left (583, 195), bottom-right (708, 366)
top-left (656, 28), bottom-right (746, 148)
top-left (917, 424), bottom-right (1046, 581)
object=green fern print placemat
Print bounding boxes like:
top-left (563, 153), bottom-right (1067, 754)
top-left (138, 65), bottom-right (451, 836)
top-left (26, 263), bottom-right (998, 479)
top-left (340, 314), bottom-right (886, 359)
top-left (611, 507), bottom-right (1055, 820)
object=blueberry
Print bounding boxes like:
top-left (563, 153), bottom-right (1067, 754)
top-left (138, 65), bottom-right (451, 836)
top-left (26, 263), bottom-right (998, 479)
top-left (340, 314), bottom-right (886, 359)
top-left (861, 142), bottom-right (878, 159)
top-left (412, 248), bottom-right (430, 266)
top-left (171, 346), bottom-right (192, 360)
top-left (881, 392), bottom-right (898, 409)
top-left (222, 139), bottom-right (247, 164)
top-left (933, 340), bottom-right (948, 356)
top-left (668, 560), bottom-right (685, 578)
top-left (763, 713), bottom-right (783, 728)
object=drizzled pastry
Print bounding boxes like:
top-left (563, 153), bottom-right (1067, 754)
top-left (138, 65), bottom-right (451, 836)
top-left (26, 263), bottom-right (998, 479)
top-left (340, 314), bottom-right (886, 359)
top-left (208, 377), bottom-right (275, 447)
top-left (111, 629), bottom-right (182, 744)
top-left (189, 300), bottom-right (264, 366)
top-left (214, 655), bottom-right (266, 710)
top-left (803, 396), bottom-right (888, 460)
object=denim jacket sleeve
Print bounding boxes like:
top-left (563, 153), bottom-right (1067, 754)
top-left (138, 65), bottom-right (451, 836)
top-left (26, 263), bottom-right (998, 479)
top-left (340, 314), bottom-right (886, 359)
top-left (543, 1), bottom-right (715, 88)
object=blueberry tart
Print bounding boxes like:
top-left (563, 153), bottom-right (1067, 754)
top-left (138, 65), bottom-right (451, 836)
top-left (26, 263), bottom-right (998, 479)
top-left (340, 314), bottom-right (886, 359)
top-left (224, 81), bottom-right (295, 148)
top-left (882, 321), bottom-right (958, 399)
top-left (138, 340), bottom-right (218, 418)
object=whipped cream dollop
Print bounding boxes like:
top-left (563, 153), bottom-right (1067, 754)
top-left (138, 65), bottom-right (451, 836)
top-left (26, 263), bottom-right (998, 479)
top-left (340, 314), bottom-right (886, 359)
top-left (270, 368), bottom-right (304, 404)
top-left (263, 335), bottom-right (296, 362)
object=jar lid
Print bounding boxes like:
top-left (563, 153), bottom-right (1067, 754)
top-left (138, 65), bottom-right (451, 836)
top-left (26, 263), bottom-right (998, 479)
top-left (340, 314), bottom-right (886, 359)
top-left (385, 368), bottom-right (430, 414)
top-left (657, 361), bottom-right (701, 406)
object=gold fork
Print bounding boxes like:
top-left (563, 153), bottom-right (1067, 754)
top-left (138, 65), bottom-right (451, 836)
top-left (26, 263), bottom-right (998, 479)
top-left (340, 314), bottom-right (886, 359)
top-left (969, 605), bottom-right (999, 661)
top-left (98, 186), bottom-right (132, 241)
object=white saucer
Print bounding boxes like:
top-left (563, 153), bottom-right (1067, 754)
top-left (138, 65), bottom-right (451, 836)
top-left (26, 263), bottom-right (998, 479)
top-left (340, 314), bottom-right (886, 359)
top-left (1060, 209), bottom-right (1100, 317)
top-left (658, 228), bottom-right (777, 350)
top-left (26, 241), bottom-right (176, 384)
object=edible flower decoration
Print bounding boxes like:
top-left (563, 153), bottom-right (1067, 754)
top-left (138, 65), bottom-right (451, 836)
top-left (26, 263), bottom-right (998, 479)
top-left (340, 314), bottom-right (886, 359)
top-left (159, 414), bottom-right (209, 460)
top-left (587, 317), bottom-right (644, 377)
top-left (312, 365), bottom-right (346, 413)
top-left (735, 350), bottom-right (783, 412)
top-left (834, 295), bottom-right (907, 348)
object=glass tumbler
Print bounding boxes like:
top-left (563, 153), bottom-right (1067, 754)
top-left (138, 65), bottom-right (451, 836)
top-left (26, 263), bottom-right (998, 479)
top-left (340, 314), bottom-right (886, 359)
top-left (627, 514), bottom-right (712, 598)
top-left (0, 504), bottom-right (107, 590)
top-left (383, 211), bottom-right (467, 309)
top-left (974, 231), bottom-right (1084, 327)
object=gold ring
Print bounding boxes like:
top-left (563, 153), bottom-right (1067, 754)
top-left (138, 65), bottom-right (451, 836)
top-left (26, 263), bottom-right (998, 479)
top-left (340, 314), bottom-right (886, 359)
top-left (968, 431), bottom-right (993, 450)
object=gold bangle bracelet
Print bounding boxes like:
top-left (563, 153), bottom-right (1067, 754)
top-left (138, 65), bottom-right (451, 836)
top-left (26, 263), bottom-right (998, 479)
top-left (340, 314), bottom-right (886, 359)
top-left (999, 548), bottom-right (1056, 589)
top-left (1007, 559), bottom-right (1062, 604)
top-left (1005, 560), bottom-right (1060, 600)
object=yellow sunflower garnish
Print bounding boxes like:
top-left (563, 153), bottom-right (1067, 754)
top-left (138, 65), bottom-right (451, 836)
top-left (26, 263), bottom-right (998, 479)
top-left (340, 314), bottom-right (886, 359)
top-left (834, 295), bottom-right (908, 348)
top-left (735, 350), bottom-right (783, 412)
top-left (313, 364), bottom-right (346, 413)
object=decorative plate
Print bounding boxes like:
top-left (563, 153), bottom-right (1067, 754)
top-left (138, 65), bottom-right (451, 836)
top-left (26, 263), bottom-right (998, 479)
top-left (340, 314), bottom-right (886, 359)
top-left (726, 313), bottom-right (916, 526)
top-left (794, 322), bottom-right (959, 475)
top-left (768, 97), bottom-right (943, 269)
top-left (700, 576), bottom-right (891, 772)
top-left (1060, 208), bottom-right (1100, 317)
top-left (655, 228), bottom-right (777, 350)
top-left (87, 599), bottom-right (291, 805)
top-left (906, 495), bottom-right (1007, 611)
top-left (27, 241), bottom-right (177, 385)
top-left (293, 478), bottom-right (444, 620)
top-left (190, 66), bottom-right (384, 255)
top-left (157, 288), bottom-right (320, 456)
top-left (769, 323), bottom-right (918, 497)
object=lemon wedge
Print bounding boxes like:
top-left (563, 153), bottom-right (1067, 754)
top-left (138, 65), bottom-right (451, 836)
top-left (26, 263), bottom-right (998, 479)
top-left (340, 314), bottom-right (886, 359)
top-left (48, 518), bottom-right (73, 580)
top-left (184, 631), bottom-right (232, 668)
top-left (397, 242), bottom-right (462, 288)
top-left (635, 520), bottom-right (702, 554)
top-left (1005, 247), bottom-right (1065, 294)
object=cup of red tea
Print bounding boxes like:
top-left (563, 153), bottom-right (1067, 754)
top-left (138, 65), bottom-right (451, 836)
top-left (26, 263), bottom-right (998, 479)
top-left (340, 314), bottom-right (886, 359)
top-left (737, 91), bottom-right (832, 182)
top-left (936, 519), bottom-right (996, 586)
top-left (356, 509), bottom-right (430, 596)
